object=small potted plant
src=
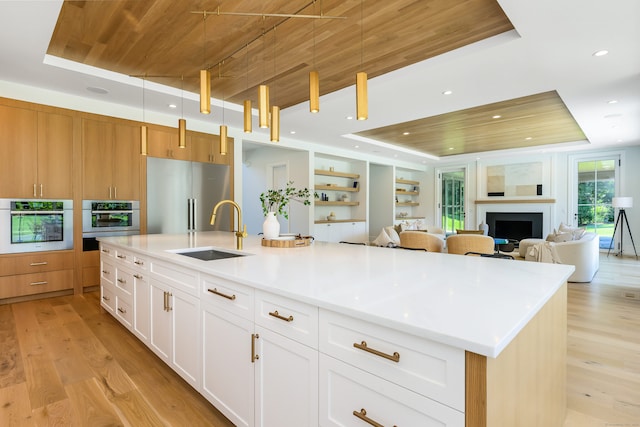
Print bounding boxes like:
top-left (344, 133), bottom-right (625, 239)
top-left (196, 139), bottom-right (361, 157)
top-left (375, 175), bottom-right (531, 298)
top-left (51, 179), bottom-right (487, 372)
top-left (260, 181), bottom-right (314, 239)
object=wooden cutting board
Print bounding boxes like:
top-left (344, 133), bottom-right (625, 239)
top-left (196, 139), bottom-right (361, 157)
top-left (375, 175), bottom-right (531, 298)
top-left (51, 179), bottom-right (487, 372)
top-left (261, 237), bottom-right (313, 248)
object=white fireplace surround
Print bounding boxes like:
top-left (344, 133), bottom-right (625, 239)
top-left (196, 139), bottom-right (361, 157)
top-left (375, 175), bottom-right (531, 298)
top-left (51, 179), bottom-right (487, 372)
top-left (477, 203), bottom-right (555, 238)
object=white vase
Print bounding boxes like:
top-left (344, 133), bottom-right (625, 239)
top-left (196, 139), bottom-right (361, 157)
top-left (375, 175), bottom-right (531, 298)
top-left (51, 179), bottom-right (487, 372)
top-left (262, 212), bottom-right (280, 239)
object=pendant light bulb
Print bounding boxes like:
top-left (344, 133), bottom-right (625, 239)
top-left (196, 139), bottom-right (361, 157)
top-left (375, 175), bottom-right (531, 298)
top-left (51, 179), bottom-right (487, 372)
top-left (309, 71), bottom-right (320, 113)
top-left (220, 125), bottom-right (228, 155)
top-left (244, 100), bottom-right (252, 133)
top-left (258, 85), bottom-right (270, 128)
top-left (140, 125), bottom-right (148, 156)
top-left (178, 118), bottom-right (186, 148)
top-left (270, 106), bottom-right (280, 142)
top-left (200, 69), bottom-right (211, 114)
top-left (356, 72), bottom-right (368, 120)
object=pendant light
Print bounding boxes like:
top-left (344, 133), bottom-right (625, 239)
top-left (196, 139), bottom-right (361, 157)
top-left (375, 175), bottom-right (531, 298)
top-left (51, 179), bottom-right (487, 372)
top-left (140, 76), bottom-right (148, 155)
top-left (309, 1), bottom-right (319, 113)
top-left (270, 27), bottom-right (280, 142)
top-left (243, 44), bottom-right (252, 133)
top-left (220, 63), bottom-right (228, 155)
top-left (200, 15), bottom-right (211, 114)
top-left (258, 85), bottom-right (269, 128)
top-left (178, 76), bottom-right (186, 148)
top-left (356, 0), bottom-right (368, 121)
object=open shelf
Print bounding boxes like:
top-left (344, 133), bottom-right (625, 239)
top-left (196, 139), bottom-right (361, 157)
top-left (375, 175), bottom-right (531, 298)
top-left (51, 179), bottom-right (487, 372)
top-left (314, 218), bottom-right (365, 224)
top-left (315, 169), bottom-right (360, 179)
top-left (315, 185), bottom-right (359, 192)
top-left (315, 201), bottom-right (360, 206)
top-left (395, 190), bottom-right (419, 196)
top-left (396, 178), bottom-right (420, 186)
top-left (396, 202), bottom-right (419, 207)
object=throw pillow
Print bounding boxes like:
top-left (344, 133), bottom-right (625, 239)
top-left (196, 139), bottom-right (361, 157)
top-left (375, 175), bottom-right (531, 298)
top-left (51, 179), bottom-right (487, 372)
top-left (372, 228), bottom-right (394, 247)
top-left (384, 226), bottom-right (401, 245)
top-left (552, 232), bottom-right (573, 243)
top-left (393, 224), bottom-right (403, 235)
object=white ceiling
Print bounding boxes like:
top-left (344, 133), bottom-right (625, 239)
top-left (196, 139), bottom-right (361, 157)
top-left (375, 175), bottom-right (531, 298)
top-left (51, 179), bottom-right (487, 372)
top-left (0, 0), bottom-right (638, 167)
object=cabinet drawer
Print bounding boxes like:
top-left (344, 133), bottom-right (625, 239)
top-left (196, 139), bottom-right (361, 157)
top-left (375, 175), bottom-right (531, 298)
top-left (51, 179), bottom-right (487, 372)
top-left (201, 274), bottom-right (253, 320)
top-left (101, 259), bottom-right (115, 286)
top-left (115, 248), bottom-right (133, 264)
top-left (150, 259), bottom-right (198, 295)
top-left (115, 267), bottom-right (133, 296)
top-left (319, 310), bottom-right (465, 411)
top-left (101, 286), bottom-right (115, 313)
top-left (115, 297), bottom-right (133, 328)
top-left (320, 354), bottom-right (464, 427)
top-left (100, 244), bottom-right (115, 258)
top-left (0, 269), bottom-right (73, 299)
top-left (1, 251), bottom-right (74, 276)
top-left (255, 290), bottom-right (318, 348)
top-left (132, 254), bottom-right (147, 269)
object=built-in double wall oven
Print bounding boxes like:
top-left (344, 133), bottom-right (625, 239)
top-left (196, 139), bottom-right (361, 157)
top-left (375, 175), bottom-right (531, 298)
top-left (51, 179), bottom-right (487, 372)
top-left (0, 199), bottom-right (74, 254)
top-left (82, 200), bottom-right (140, 251)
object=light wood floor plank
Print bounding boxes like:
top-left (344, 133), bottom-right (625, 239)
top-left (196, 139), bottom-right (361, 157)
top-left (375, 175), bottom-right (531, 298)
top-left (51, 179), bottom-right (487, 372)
top-left (32, 399), bottom-right (74, 427)
top-left (0, 382), bottom-right (34, 427)
top-left (0, 304), bottom-right (25, 388)
top-left (64, 378), bottom-right (121, 426)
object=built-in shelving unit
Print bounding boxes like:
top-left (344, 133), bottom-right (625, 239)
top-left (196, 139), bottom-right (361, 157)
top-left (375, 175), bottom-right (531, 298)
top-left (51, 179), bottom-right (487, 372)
top-left (395, 175), bottom-right (422, 220)
top-left (313, 158), bottom-right (367, 243)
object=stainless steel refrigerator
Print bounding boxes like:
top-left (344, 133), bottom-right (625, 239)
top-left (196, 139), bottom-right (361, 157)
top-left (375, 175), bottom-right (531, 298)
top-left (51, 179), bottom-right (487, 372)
top-left (147, 157), bottom-right (232, 234)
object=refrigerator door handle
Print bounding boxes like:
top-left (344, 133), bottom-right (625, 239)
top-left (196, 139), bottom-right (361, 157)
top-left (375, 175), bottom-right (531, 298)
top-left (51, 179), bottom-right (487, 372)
top-left (192, 198), bottom-right (197, 231)
top-left (187, 198), bottom-right (193, 231)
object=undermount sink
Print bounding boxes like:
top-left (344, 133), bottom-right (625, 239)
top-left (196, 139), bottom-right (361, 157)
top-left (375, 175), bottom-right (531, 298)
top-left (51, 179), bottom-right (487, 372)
top-left (172, 248), bottom-right (246, 261)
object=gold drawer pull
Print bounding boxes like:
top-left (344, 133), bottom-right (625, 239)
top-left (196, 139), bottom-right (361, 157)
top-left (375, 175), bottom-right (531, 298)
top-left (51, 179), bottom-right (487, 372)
top-left (117, 307), bottom-right (127, 314)
top-left (134, 260), bottom-right (144, 266)
top-left (29, 261), bottom-right (48, 266)
top-left (251, 333), bottom-right (260, 363)
top-left (134, 274), bottom-right (143, 279)
top-left (353, 341), bottom-right (400, 363)
top-left (101, 248), bottom-right (110, 253)
top-left (269, 310), bottom-right (293, 322)
top-left (117, 254), bottom-right (126, 259)
top-left (208, 288), bottom-right (236, 300)
top-left (30, 281), bottom-right (48, 286)
top-left (102, 295), bottom-right (110, 301)
top-left (352, 408), bottom-right (396, 427)
top-left (102, 270), bottom-right (110, 275)
top-left (117, 278), bottom-right (127, 284)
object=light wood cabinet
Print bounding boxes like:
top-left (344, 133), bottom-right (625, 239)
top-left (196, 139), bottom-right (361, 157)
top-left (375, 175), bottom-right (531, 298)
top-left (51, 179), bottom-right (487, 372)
top-left (147, 126), bottom-right (191, 160)
top-left (82, 119), bottom-right (140, 200)
top-left (0, 106), bottom-right (73, 199)
top-left (189, 131), bottom-right (232, 165)
top-left (0, 251), bottom-right (74, 300)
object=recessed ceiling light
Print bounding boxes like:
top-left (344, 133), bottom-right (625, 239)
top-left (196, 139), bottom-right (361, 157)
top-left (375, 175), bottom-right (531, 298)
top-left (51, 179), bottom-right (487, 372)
top-left (168, 103), bottom-right (177, 109)
top-left (442, 90), bottom-right (453, 95)
top-left (354, 145), bottom-right (360, 149)
top-left (87, 86), bottom-right (108, 94)
top-left (449, 147), bottom-right (454, 150)
top-left (593, 49), bottom-right (609, 57)
top-left (346, 116), bottom-right (353, 120)
top-left (393, 154), bottom-right (398, 158)
top-left (608, 100), bottom-right (619, 104)
top-left (492, 115), bottom-right (501, 119)
top-left (403, 132), bottom-right (410, 135)
top-left (525, 137), bottom-right (533, 140)
top-left (289, 130), bottom-right (296, 134)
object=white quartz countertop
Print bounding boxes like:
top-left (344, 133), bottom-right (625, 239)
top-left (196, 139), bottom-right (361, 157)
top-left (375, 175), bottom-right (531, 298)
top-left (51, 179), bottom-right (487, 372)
top-left (99, 232), bottom-right (574, 358)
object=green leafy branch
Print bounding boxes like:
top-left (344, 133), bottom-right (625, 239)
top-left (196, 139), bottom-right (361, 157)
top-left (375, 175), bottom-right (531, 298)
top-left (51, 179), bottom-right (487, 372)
top-left (259, 181), bottom-right (315, 219)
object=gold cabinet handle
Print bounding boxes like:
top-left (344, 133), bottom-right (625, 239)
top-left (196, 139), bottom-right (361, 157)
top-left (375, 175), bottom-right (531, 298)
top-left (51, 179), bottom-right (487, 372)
top-left (134, 274), bottom-right (143, 280)
top-left (268, 310), bottom-right (293, 322)
top-left (29, 261), bottom-right (48, 266)
top-left (251, 333), bottom-right (260, 363)
top-left (352, 408), bottom-right (395, 427)
top-left (167, 292), bottom-right (172, 311)
top-left (30, 281), bottom-right (48, 286)
top-left (40, 183), bottom-right (43, 197)
top-left (117, 307), bottom-right (126, 314)
top-left (163, 291), bottom-right (168, 311)
top-left (33, 184), bottom-right (36, 198)
top-left (102, 270), bottom-right (110, 275)
top-left (102, 248), bottom-right (110, 254)
top-left (208, 288), bottom-right (236, 300)
top-left (117, 254), bottom-right (126, 259)
top-left (353, 341), bottom-right (400, 363)
top-left (117, 278), bottom-right (126, 284)
top-left (134, 260), bottom-right (144, 266)
top-left (102, 295), bottom-right (110, 301)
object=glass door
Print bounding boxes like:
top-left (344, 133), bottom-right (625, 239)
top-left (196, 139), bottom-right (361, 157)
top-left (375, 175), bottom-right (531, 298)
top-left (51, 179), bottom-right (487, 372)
top-left (440, 170), bottom-right (465, 235)
top-left (575, 158), bottom-right (618, 249)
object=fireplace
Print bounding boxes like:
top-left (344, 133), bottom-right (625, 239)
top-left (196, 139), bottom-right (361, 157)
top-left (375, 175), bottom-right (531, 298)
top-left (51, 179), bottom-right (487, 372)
top-left (486, 212), bottom-right (543, 242)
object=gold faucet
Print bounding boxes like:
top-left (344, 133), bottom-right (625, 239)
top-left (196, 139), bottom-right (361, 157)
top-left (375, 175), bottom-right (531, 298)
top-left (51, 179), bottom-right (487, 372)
top-left (210, 200), bottom-right (248, 250)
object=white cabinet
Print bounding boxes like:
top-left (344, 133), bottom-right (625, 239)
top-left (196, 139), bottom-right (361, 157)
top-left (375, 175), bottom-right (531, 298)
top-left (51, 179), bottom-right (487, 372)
top-left (254, 325), bottom-right (318, 427)
top-left (254, 290), bottom-right (318, 427)
top-left (148, 258), bottom-right (201, 389)
top-left (314, 221), bottom-right (366, 243)
top-left (132, 255), bottom-right (150, 343)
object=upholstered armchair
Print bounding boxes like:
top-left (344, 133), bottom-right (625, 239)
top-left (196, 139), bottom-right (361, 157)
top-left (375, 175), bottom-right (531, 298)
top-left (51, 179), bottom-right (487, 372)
top-left (446, 234), bottom-right (494, 255)
top-left (399, 231), bottom-right (445, 252)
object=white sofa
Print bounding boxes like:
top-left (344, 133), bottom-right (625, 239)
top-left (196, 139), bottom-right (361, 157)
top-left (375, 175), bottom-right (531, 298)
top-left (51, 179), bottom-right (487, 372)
top-left (523, 232), bottom-right (600, 282)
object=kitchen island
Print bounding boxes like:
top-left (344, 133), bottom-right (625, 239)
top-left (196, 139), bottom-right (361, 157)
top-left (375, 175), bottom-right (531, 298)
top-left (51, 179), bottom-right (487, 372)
top-left (99, 231), bottom-right (574, 427)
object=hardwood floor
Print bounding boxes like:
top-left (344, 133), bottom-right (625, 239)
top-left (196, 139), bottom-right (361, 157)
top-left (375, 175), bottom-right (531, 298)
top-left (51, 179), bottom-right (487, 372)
top-left (0, 291), bottom-right (234, 426)
top-left (0, 254), bottom-right (638, 426)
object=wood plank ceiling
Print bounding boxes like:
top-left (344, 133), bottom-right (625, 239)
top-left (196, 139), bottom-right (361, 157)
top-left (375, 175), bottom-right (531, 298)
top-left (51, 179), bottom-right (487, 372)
top-left (46, 0), bottom-right (586, 157)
